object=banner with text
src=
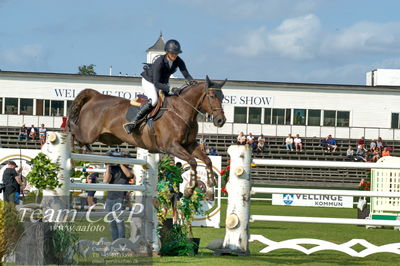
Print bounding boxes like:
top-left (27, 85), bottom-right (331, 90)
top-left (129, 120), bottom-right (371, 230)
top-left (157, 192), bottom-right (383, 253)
top-left (272, 193), bottom-right (353, 208)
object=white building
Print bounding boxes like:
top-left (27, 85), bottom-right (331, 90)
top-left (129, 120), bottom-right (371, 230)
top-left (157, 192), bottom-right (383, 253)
top-left (1, 35), bottom-right (400, 140)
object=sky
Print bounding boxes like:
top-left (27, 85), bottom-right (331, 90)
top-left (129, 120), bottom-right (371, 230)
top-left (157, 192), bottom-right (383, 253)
top-left (1, 0), bottom-right (400, 85)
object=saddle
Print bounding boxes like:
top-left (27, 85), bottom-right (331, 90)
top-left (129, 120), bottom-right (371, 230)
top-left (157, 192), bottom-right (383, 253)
top-left (126, 90), bottom-right (166, 126)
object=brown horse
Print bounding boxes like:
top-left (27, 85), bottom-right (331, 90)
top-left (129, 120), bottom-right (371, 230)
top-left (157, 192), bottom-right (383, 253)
top-left (68, 76), bottom-right (227, 199)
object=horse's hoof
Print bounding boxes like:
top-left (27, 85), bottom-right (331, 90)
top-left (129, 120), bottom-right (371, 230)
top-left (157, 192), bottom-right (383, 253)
top-left (206, 188), bottom-right (215, 201)
top-left (184, 187), bottom-right (194, 198)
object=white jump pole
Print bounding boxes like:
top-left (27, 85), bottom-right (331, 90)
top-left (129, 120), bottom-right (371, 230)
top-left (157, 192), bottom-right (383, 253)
top-left (41, 132), bottom-right (72, 214)
top-left (216, 144), bottom-right (252, 256)
top-left (133, 148), bottom-right (160, 254)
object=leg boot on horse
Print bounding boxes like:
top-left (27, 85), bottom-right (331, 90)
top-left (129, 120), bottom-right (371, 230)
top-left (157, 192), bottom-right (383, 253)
top-left (123, 100), bottom-right (153, 134)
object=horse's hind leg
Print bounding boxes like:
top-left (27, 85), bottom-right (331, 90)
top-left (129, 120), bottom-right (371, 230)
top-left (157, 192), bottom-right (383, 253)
top-left (69, 120), bottom-right (99, 147)
top-left (192, 145), bottom-right (216, 201)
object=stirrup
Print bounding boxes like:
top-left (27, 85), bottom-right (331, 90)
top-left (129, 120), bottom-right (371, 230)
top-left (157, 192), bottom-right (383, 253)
top-left (123, 122), bottom-right (137, 134)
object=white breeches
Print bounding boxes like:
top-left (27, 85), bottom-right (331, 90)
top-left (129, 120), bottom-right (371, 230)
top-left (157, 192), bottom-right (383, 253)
top-left (142, 78), bottom-right (158, 107)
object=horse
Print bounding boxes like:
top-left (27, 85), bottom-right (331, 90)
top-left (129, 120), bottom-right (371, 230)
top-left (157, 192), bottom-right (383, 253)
top-left (67, 76), bottom-right (227, 200)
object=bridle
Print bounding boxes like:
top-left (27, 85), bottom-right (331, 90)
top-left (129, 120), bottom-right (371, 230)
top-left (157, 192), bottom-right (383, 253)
top-left (176, 83), bottom-right (224, 119)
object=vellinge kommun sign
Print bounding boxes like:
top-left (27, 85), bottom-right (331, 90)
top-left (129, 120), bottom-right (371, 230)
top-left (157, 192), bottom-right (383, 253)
top-left (272, 193), bottom-right (353, 208)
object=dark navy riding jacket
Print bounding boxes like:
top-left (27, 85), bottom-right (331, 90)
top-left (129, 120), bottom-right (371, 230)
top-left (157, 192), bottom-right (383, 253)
top-left (141, 54), bottom-right (193, 93)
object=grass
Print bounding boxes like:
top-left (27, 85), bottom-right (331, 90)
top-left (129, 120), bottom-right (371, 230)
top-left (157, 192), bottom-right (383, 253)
top-left (67, 200), bottom-right (400, 266)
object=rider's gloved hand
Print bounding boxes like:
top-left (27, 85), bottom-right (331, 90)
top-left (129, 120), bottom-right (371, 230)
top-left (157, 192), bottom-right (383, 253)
top-left (168, 87), bottom-right (180, 96)
top-left (186, 79), bottom-right (197, 86)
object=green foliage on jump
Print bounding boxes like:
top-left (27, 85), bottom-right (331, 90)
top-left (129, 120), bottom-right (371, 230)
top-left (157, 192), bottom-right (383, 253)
top-left (26, 152), bottom-right (62, 190)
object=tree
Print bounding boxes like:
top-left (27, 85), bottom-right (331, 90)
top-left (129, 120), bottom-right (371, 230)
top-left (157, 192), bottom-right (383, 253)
top-left (78, 64), bottom-right (96, 75)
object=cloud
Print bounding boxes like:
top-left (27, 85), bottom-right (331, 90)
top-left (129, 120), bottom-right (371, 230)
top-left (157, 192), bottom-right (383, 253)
top-left (225, 27), bottom-right (269, 57)
top-left (225, 14), bottom-right (321, 60)
top-left (170, 0), bottom-right (322, 21)
top-left (321, 21), bottom-right (400, 55)
top-left (0, 44), bottom-right (45, 67)
top-left (267, 14), bottom-right (321, 59)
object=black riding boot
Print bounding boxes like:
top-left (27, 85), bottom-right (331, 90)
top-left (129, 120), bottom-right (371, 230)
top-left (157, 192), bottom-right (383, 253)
top-left (124, 101), bottom-right (153, 134)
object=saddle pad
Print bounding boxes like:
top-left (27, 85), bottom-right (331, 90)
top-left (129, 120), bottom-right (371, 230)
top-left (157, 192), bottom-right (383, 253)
top-left (125, 96), bottom-right (168, 124)
top-left (125, 105), bottom-right (140, 122)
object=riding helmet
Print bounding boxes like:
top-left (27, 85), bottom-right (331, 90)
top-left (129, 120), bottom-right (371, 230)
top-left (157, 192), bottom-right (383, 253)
top-left (164, 39), bottom-right (182, 54)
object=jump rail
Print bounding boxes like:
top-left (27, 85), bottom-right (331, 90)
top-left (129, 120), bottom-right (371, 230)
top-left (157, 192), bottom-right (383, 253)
top-left (40, 131), bottom-right (160, 255)
top-left (217, 144), bottom-right (400, 257)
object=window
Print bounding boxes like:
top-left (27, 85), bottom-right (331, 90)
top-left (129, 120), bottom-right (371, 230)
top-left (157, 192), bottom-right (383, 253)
top-left (248, 107), bottom-right (261, 124)
top-left (285, 109), bottom-right (291, 125)
top-left (234, 107), bottom-right (247, 123)
top-left (5, 98), bottom-right (18, 114)
top-left (337, 111), bottom-right (350, 127)
top-left (392, 113), bottom-right (399, 129)
top-left (50, 100), bottom-right (64, 116)
top-left (272, 109), bottom-right (285, 125)
top-left (323, 110), bottom-right (336, 126)
top-left (67, 100), bottom-right (73, 114)
top-left (308, 109), bottom-right (321, 126)
top-left (20, 98), bottom-right (33, 115)
top-left (293, 109), bottom-right (306, 125)
top-left (0, 98), bottom-right (2, 114)
top-left (264, 108), bottom-right (271, 124)
top-left (36, 99), bottom-right (43, 115)
top-left (44, 100), bottom-right (50, 116)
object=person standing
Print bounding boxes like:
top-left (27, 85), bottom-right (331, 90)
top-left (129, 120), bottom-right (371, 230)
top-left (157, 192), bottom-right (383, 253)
top-left (86, 173), bottom-right (98, 207)
top-left (199, 135), bottom-right (207, 152)
top-left (103, 151), bottom-right (134, 241)
top-left (2, 161), bottom-right (22, 204)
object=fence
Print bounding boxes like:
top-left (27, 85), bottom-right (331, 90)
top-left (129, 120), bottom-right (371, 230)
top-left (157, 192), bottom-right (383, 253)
top-left (216, 145), bottom-right (400, 257)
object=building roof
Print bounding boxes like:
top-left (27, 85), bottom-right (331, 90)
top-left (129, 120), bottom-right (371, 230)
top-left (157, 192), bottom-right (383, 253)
top-left (1, 70), bottom-right (400, 93)
top-left (146, 33), bottom-right (165, 52)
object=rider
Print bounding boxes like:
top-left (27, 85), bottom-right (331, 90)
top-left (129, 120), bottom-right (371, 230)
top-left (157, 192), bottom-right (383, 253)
top-left (124, 39), bottom-right (194, 134)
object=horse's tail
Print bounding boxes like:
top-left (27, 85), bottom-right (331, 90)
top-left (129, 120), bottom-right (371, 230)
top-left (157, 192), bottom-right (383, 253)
top-left (68, 88), bottom-right (99, 128)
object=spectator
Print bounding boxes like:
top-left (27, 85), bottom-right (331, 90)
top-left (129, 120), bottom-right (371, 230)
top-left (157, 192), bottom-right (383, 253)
top-left (256, 134), bottom-right (266, 153)
top-left (86, 173), bottom-right (98, 207)
top-left (346, 145), bottom-right (355, 161)
top-left (382, 147), bottom-right (391, 157)
top-left (2, 161), bottom-right (22, 204)
top-left (371, 149), bottom-right (381, 162)
top-left (294, 134), bottom-right (303, 152)
top-left (321, 137), bottom-right (328, 152)
top-left (327, 135), bottom-right (337, 152)
top-left (103, 150), bottom-right (134, 241)
top-left (285, 134), bottom-right (293, 151)
top-left (39, 124), bottom-right (47, 146)
top-left (355, 144), bottom-right (367, 162)
top-left (199, 135), bottom-right (207, 152)
top-left (247, 133), bottom-right (256, 150)
top-left (18, 124), bottom-right (28, 141)
top-left (237, 132), bottom-right (246, 145)
top-left (209, 147), bottom-right (218, 156)
top-left (376, 137), bottom-right (384, 151)
top-left (357, 136), bottom-right (365, 147)
top-left (29, 125), bottom-right (37, 141)
top-left (369, 139), bottom-right (377, 152)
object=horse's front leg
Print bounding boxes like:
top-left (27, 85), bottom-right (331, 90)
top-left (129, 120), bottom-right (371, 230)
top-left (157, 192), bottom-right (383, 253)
top-left (192, 145), bottom-right (216, 201)
top-left (168, 142), bottom-right (198, 198)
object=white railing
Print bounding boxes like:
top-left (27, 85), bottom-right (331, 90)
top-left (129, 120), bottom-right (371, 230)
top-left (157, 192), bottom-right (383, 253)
top-left (217, 145), bottom-right (400, 257)
top-left (41, 132), bottom-right (160, 254)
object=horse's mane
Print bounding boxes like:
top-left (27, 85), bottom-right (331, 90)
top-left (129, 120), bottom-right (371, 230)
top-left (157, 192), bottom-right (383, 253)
top-left (179, 81), bottom-right (205, 95)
